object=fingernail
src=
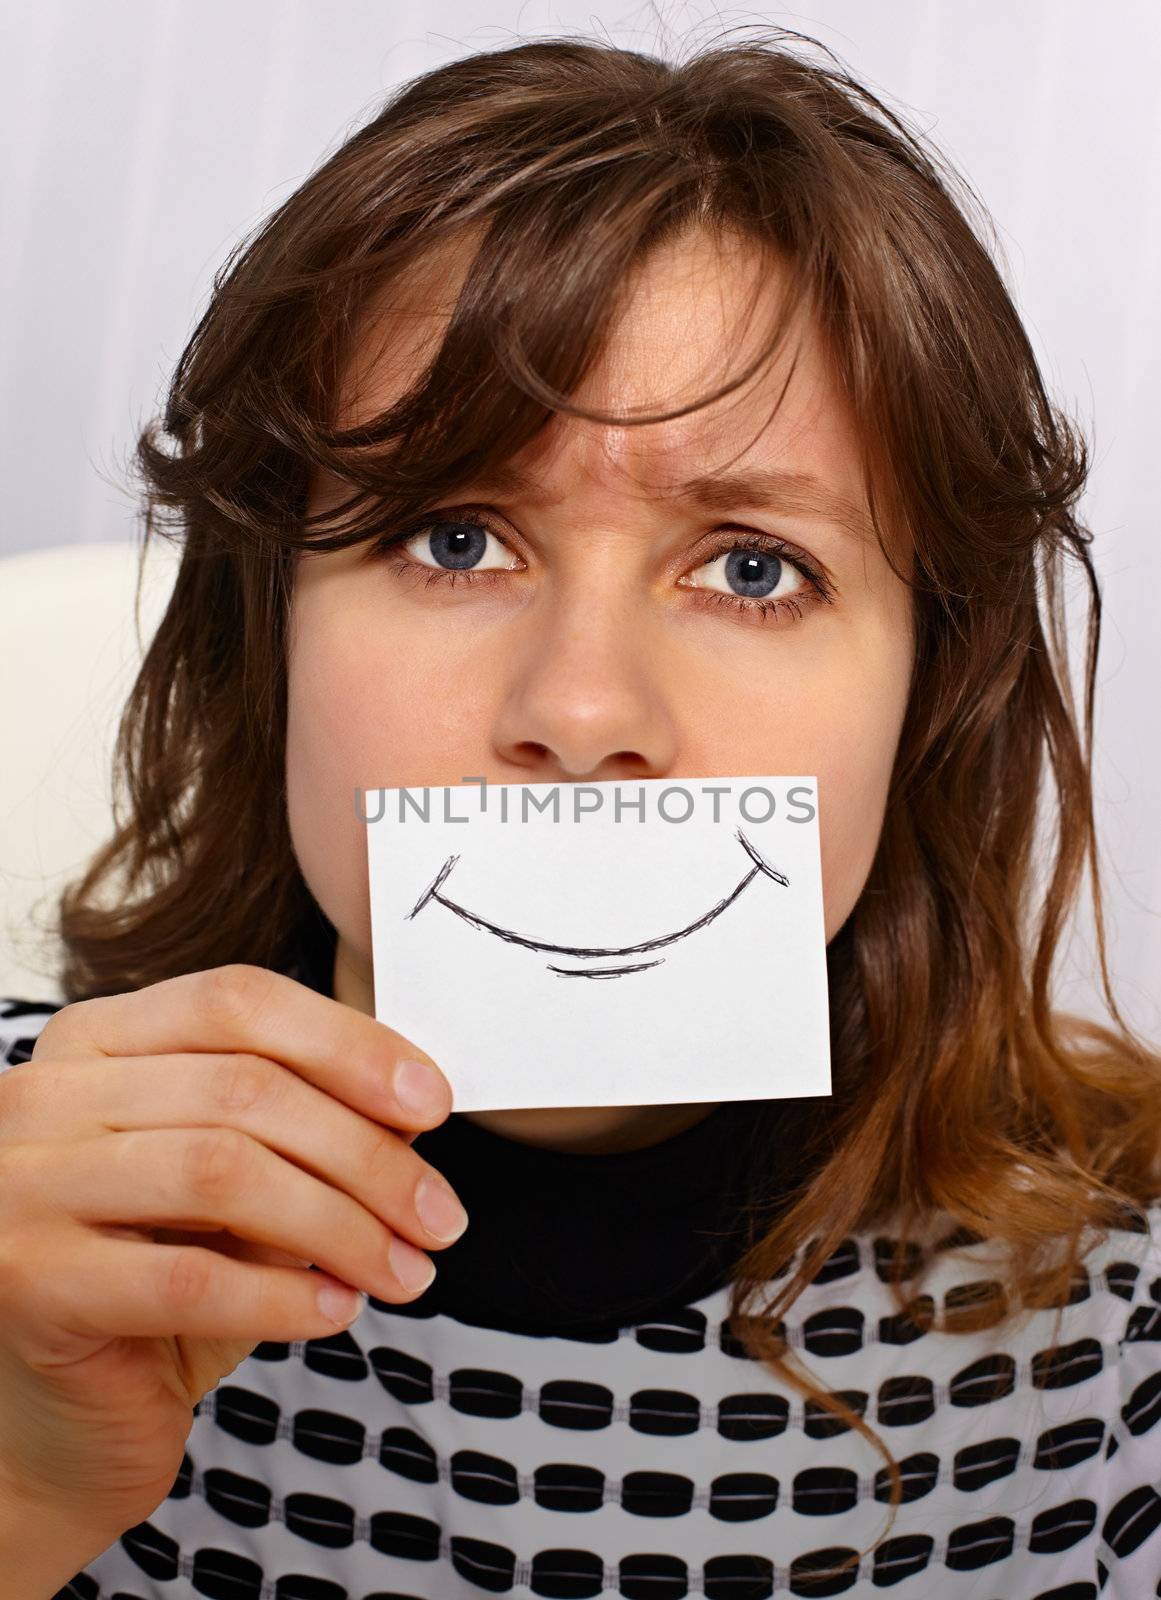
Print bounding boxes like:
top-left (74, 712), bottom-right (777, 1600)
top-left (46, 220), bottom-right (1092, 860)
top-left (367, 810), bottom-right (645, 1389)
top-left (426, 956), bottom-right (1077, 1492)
top-left (317, 1278), bottom-right (366, 1325)
top-left (395, 1058), bottom-right (448, 1119)
top-left (389, 1235), bottom-right (437, 1294)
top-left (416, 1176), bottom-right (469, 1243)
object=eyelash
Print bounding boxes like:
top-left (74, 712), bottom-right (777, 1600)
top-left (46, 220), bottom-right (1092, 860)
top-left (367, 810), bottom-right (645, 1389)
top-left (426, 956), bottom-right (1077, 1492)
top-left (369, 509), bottom-right (836, 624)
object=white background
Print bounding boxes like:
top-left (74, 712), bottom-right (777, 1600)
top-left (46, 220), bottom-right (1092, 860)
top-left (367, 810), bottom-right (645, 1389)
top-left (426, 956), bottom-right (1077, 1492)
top-left (0, 1), bottom-right (1157, 1035)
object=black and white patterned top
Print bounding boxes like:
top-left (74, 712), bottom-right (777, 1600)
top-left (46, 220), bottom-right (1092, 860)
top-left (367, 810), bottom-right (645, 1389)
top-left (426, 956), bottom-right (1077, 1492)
top-left (1, 914), bottom-right (1159, 1599)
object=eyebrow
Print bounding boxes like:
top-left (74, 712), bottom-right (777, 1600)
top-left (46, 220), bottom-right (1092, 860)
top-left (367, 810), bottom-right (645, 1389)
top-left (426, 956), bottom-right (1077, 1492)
top-left (465, 463), bottom-right (875, 543)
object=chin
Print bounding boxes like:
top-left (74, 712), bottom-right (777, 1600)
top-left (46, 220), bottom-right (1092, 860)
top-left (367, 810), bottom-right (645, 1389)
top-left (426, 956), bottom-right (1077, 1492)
top-left (467, 1104), bottom-right (634, 1143)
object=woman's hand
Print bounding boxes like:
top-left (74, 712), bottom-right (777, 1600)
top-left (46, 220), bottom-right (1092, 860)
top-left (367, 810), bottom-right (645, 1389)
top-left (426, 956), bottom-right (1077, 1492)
top-left (0, 964), bottom-right (464, 1542)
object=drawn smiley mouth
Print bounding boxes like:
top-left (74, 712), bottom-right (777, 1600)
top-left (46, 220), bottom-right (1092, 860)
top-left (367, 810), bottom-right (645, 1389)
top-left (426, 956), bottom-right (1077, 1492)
top-left (404, 827), bottom-right (789, 978)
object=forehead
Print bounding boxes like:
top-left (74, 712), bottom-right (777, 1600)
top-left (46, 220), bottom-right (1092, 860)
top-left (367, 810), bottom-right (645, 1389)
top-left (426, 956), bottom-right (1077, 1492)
top-left (322, 225), bottom-right (876, 541)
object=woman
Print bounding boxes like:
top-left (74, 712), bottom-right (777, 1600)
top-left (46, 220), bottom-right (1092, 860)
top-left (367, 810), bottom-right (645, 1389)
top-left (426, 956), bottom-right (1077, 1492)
top-left (1, 28), bottom-right (1158, 1599)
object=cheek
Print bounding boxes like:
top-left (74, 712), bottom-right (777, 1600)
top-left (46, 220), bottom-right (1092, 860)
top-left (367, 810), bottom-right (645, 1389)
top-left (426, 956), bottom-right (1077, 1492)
top-left (704, 603), bottom-right (910, 942)
top-left (814, 725), bottom-right (896, 941)
top-left (285, 607), bottom-right (377, 948)
top-left (284, 587), bottom-right (497, 950)
top-left (805, 642), bottom-right (912, 941)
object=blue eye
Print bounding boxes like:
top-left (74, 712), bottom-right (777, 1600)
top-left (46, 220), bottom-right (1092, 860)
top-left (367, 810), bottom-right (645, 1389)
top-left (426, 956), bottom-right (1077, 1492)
top-left (689, 545), bottom-right (808, 604)
top-left (399, 515), bottom-right (518, 572)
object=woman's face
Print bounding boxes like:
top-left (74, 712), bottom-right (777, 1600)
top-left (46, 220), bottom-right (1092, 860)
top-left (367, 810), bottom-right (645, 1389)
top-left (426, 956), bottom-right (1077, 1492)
top-left (286, 226), bottom-right (914, 1148)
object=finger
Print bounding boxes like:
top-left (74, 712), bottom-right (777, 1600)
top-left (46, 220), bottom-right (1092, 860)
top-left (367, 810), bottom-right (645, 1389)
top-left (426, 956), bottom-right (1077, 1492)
top-left (64, 1052), bottom-right (468, 1254)
top-left (22, 1126), bottom-right (434, 1312)
top-left (34, 964), bottom-right (454, 1136)
top-left (13, 1226), bottom-right (368, 1348)
top-left (36, 1128), bottom-right (438, 1303)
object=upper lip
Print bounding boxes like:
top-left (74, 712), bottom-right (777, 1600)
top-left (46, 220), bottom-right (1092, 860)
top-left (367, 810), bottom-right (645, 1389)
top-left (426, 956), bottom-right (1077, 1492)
top-left (404, 826), bottom-right (789, 972)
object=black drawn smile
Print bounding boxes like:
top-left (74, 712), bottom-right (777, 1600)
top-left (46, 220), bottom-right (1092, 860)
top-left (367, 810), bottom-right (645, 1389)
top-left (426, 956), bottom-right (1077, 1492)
top-left (404, 827), bottom-right (789, 978)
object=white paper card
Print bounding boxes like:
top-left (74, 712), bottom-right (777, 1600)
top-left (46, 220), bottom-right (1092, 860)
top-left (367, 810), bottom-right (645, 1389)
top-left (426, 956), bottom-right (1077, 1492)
top-left (365, 776), bottom-right (831, 1111)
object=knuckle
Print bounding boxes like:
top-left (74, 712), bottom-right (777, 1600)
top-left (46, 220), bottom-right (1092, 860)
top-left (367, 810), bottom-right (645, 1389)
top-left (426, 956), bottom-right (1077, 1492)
top-left (0, 1059), bottom-right (84, 1142)
top-left (361, 1121), bottom-right (405, 1195)
top-left (208, 1053), bottom-right (279, 1117)
top-left (201, 963), bottom-right (274, 1030)
top-left (183, 1126), bottom-right (253, 1204)
top-left (26, 1017), bottom-right (61, 1062)
top-left (0, 1139), bottom-right (30, 1199)
top-left (0, 1063), bottom-right (31, 1120)
top-left (30, 996), bottom-right (98, 1058)
top-left (332, 1013), bottom-right (375, 1075)
top-left (0, 1142), bottom-right (54, 1231)
top-left (158, 1245), bottom-right (214, 1312)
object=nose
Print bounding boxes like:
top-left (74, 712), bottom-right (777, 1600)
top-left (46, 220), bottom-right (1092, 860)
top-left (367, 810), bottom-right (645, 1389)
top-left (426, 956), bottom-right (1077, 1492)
top-left (489, 583), bottom-right (680, 781)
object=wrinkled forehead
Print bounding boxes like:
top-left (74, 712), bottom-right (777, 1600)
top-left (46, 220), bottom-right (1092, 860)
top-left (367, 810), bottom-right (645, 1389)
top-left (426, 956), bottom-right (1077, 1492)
top-left (318, 224), bottom-right (908, 571)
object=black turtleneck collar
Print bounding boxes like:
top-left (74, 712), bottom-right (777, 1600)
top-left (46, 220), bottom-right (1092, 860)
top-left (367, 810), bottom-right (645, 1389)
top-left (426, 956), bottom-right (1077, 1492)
top-left (285, 899), bottom-right (834, 1338)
